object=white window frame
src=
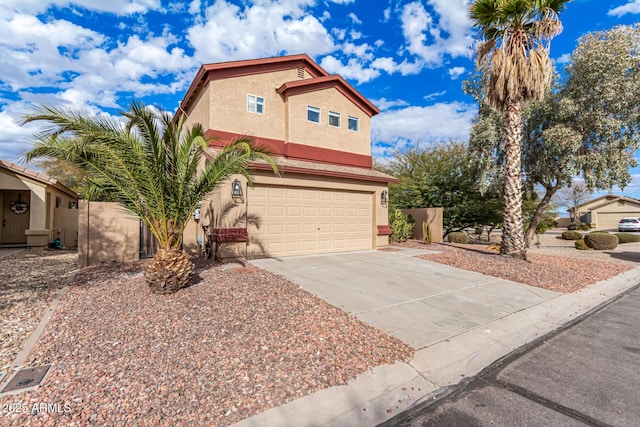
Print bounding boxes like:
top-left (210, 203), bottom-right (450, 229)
top-left (348, 116), bottom-right (359, 131)
top-left (307, 106), bottom-right (321, 123)
top-left (247, 94), bottom-right (265, 115)
top-left (328, 111), bottom-right (341, 128)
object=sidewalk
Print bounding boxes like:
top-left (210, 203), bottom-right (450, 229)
top-left (233, 265), bottom-right (640, 427)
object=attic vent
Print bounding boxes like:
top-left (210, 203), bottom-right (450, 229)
top-left (297, 66), bottom-right (305, 79)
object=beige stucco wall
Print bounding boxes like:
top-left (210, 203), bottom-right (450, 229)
top-left (285, 87), bottom-right (371, 155)
top-left (1, 168), bottom-right (78, 247)
top-left (201, 69), bottom-right (298, 141)
top-left (401, 208), bottom-right (444, 243)
top-left (182, 171), bottom-right (390, 261)
top-left (78, 201), bottom-right (140, 268)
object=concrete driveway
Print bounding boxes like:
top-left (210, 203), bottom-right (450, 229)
top-left (251, 247), bottom-right (560, 349)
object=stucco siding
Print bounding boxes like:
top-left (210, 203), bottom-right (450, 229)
top-left (285, 87), bottom-right (371, 155)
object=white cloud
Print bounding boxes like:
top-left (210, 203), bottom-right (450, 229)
top-left (187, 0), bottom-right (336, 62)
top-left (328, 0), bottom-right (355, 3)
top-left (319, 55), bottom-right (380, 84)
top-left (371, 98), bottom-right (410, 111)
top-left (423, 90), bottom-right (446, 101)
top-left (348, 12), bottom-right (362, 25)
top-left (399, 0), bottom-right (473, 68)
top-left (555, 53), bottom-right (572, 65)
top-left (371, 101), bottom-right (478, 158)
top-left (448, 66), bottom-right (466, 79)
top-left (1, 0), bottom-right (162, 15)
top-left (608, 0), bottom-right (640, 17)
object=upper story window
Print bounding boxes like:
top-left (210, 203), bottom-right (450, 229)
top-left (328, 111), bottom-right (340, 128)
top-left (307, 106), bottom-right (320, 123)
top-left (348, 116), bottom-right (359, 131)
top-left (247, 94), bottom-right (264, 114)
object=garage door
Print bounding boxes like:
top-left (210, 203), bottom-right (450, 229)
top-left (249, 185), bottom-right (373, 257)
top-left (597, 212), bottom-right (640, 230)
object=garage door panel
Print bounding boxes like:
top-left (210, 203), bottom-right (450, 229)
top-left (249, 185), bottom-right (373, 257)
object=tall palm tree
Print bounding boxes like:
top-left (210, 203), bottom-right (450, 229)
top-left (22, 101), bottom-right (277, 294)
top-left (469, 0), bottom-right (569, 258)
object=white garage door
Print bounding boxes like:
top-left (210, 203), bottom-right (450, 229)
top-left (249, 185), bottom-right (373, 257)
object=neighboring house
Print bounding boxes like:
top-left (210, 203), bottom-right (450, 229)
top-left (0, 159), bottom-right (79, 248)
top-left (177, 54), bottom-right (396, 260)
top-left (569, 194), bottom-right (640, 229)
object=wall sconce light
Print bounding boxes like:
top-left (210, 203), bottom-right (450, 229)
top-left (232, 179), bottom-right (244, 202)
top-left (381, 190), bottom-right (388, 208)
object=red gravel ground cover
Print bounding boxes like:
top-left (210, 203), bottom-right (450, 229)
top-left (407, 242), bottom-right (633, 293)
top-left (0, 261), bottom-right (412, 427)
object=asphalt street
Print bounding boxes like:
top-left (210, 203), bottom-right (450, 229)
top-left (381, 282), bottom-right (640, 427)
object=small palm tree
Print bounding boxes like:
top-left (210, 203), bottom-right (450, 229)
top-left (23, 101), bottom-right (277, 294)
top-left (469, 0), bottom-right (569, 258)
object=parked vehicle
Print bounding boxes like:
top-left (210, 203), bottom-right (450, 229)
top-left (618, 217), bottom-right (640, 232)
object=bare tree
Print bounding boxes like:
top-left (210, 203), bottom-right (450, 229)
top-left (555, 181), bottom-right (592, 223)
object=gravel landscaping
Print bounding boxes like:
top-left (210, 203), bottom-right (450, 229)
top-left (0, 259), bottom-right (412, 426)
top-left (399, 235), bottom-right (636, 293)
top-left (0, 249), bottom-right (77, 383)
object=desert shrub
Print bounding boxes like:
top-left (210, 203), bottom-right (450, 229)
top-left (580, 223), bottom-right (591, 231)
top-left (574, 239), bottom-right (588, 250)
top-left (562, 231), bottom-right (583, 240)
top-left (567, 222), bottom-right (580, 230)
top-left (588, 230), bottom-right (610, 234)
top-left (615, 233), bottom-right (640, 244)
top-left (447, 232), bottom-right (468, 244)
top-left (584, 233), bottom-right (618, 250)
top-left (389, 208), bottom-right (414, 243)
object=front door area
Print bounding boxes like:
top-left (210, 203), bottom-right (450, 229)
top-left (1, 191), bottom-right (31, 245)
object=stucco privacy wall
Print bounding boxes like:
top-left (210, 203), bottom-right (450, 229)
top-left (78, 201), bottom-right (139, 268)
top-left (400, 208), bottom-right (444, 243)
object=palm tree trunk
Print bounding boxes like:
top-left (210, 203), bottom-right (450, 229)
top-left (500, 100), bottom-right (526, 259)
top-left (144, 247), bottom-right (194, 294)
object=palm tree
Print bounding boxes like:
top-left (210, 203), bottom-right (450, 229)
top-left (469, 0), bottom-right (569, 258)
top-left (22, 101), bottom-right (277, 294)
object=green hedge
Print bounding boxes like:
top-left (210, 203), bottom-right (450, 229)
top-left (389, 208), bottom-right (414, 243)
top-left (447, 232), bottom-right (468, 244)
top-left (562, 231), bottom-right (583, 240)
top-left (574, 239), bottom-right (588, 250)
top-left (615, 233), bottom-right (640, 244)
top-left (584, 233), bottom-right (618, 250)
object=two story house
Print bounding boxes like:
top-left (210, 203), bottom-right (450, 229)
top-left (178, 54), bottom-right (395, 260)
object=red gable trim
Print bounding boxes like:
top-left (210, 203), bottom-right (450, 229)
top-left (204, 129), bottom-right (372, 169)
top-left (277, 75), bottom-right (380, 117)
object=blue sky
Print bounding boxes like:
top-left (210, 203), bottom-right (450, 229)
top-left (1, 0), bottom-right (639, 199)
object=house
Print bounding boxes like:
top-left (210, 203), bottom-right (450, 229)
top-left (570, 194), bottom-right (640, 229)
top-left (0, 159), bottom-right (78, 248)
top-left (177, 54), bottom-right (396, 260)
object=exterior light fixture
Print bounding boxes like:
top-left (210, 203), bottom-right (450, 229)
top-left (381, 190), bottom-right (388, 208)
top-left (232, 179), bottom-right (244, 202)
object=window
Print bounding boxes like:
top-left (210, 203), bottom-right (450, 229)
top-left (307, 106), bottom-right (320, 123)
top-left (55, 196), bottom-right (62, 208)
top-left (348, 116), bottom-right (359, 131)
top-left (247, 94), bottom-right (264, 114)
top-left (328, 111), bottom-right (340, 127)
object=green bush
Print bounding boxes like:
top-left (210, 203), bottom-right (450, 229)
top-left (588, 230), bottom-right (610, 234)
top-left (448, 232), bottom-right (468, 244)
top-left (389, 208), bottom-right (414, 243)
top-left (580, 223), bottom-right (591, 231)
top-left (574, 239), bottom-right (588, 250)
top-left (615, 233), bottom-right (640, 244)
top-left (584, 233), bottom-right (618, 250)
top-left (562, 231), bottom-right (583, 240)
top-left (567, 222), bottom-right (580, 230)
